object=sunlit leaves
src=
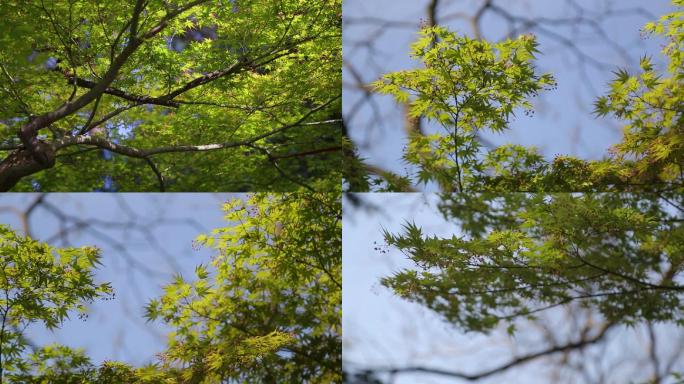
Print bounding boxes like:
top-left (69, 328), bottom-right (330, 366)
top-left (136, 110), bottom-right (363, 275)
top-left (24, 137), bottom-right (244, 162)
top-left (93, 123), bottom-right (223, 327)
top-left (355, 4), bottom-right (684, 193)
top-left (372, 27), bottom-right (556, 133)
top-left (1, 0), bottom-right (342, 191)
top-left (370, 26), bottom-right (555, 191)
top-left (147, 192), bottom-right (341, 383)
top-left (0, 225), bottom-right (112, 379)
top-left (594, 5), bottom-right (684, 186)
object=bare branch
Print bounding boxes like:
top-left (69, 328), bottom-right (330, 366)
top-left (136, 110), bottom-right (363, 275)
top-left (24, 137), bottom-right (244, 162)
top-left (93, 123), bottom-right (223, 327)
top-left (359, 322), bottom-right (614, 381)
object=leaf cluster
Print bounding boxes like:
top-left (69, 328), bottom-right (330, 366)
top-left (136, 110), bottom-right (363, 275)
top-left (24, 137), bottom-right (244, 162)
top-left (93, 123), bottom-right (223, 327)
top-left (144, 192), bottom-right (341, 383)
top-left (370, 26), bottom-right (555, 191)
top-left (0, 225), bottom-right (112, 379)
top-left (348, 2), bottom-right (684, 193)
top-left (381, 193), bottom-right (684, 333)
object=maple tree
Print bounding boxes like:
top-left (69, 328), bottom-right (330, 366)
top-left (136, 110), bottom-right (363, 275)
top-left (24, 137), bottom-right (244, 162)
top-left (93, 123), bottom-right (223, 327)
top-left (0, 192), bottom-right (341, 383)
top-left (383, 192), bottom-right (684, 334)
top-left (345, 1), bottom-right (683, 193)
top-left (0, 0), bottom-right (341, 191)
top-left (345, 2), bottom-right (684, 382)
top-left (345, 191), bottom-right (684, 383)
top-left (0, 225), bottom-right (113, 382)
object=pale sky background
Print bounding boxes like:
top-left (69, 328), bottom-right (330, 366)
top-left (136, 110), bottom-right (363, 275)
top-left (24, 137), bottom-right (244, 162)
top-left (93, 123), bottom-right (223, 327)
top-left (0, 193), bottom-right (237, 366)
top-left (343, 2), bottom-right (684, 381)
top-left (343, 0), bottom-right (676, 191)
top-left (343, 194), bottom-right (684, 383)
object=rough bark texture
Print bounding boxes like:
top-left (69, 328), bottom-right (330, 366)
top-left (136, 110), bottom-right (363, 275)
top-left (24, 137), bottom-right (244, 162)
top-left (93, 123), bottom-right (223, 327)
top-left (0, 142), bottom-right (55, 191)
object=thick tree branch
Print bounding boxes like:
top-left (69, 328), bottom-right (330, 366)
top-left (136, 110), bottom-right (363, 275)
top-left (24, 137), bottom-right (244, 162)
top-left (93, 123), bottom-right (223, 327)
top-left (0, 0), bottom-right (210, 191)
top-left (129, 0), bottom-right (146, 40)
top-left (69, 77), bottom-right (180, 108)
top-left (18, 0), bottom-right (209, 152)
top-left (55, 96), bottom-right (340, 158)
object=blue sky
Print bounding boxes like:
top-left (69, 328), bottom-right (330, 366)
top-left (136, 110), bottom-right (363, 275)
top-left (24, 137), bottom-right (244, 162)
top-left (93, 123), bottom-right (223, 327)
top-left (343, 0), bottom-right (675, 191)
top-left (343, 194), bottom-right (684, 383)
top-left (0, 193), bottom-right (238, 365)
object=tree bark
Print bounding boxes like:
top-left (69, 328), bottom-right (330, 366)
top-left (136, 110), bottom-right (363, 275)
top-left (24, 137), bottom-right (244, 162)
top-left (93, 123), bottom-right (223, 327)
top-left (0, 143), bottom-right (55, 191)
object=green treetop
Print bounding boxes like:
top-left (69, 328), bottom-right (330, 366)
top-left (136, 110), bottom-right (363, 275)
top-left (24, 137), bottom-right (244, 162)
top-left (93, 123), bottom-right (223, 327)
top-left (145, 192), bottom-right (341, 383)
top-left (371, 26), bottom-right (556, 192)
top-left (348, 1), bottom-right (683, 193)
top-left (0, 225), bottom-right (112, 382)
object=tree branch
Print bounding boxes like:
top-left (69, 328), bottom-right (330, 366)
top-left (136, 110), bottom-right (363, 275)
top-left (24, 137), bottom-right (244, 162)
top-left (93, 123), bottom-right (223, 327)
top-left (55, 96), bottom-right (340, 158)
top-left (79, 103), bottom-right (140, 135)
top-left (0, 0), bottom-right (210, 191)
top-left (68, 77), bottom-right (180, 108)
top-left (144, 156), bottom-right (165, 192)
top-left (129, 0), bottom-right (146, 40)
top-left (271, 146), bottom-right (342, 160)
top-left (248, 143), bottom-right (316, 192)
top-left (67, 35), bottom-right (312, 112)
top-left (18, 0), bottom-right (210, 155)
top-left (570, 245), bottom-right (684, 292)
top-left (359, 322), bottom-right (614, 381)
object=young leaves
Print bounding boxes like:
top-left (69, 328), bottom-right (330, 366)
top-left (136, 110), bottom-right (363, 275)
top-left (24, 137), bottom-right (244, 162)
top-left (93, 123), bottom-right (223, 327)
top-left (381, 193), bottom-right (684, 334)
top-left (370, 26), bottom-right (555, 191)
top-left (595, 5), bottom-right (684, 185)
top-left (0, 225), bottom-right (112, 379)
top-left (147, 192), bottom-right (341, 383)
top-left (356, 3), bottom-right (684, 193)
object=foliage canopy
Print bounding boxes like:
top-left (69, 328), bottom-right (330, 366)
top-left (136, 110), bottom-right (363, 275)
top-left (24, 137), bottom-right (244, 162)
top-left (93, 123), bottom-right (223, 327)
top-left (346, 1), bottom-right (683, 193)
top-left (350, 3), bottom-right (684, 381)
top-left (0, 225), bottom-right (112, 382)
top-left (0, 192), bottom-right (341, 383)
top-left (0, 0), bottom-right (341, 191)
top-left (382, 192), bottom-right (684, 334)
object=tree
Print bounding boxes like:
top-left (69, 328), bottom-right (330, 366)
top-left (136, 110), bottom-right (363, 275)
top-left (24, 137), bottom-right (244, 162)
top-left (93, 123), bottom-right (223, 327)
top-left (145, 192), bottom-right (342, 383)
top-left (0, 225), bottom-right (113, 382)
top-left (0, 0), bottom-right (342, 192)
top-left (368, 27), bottom-right (556, 192)
top-left (344, 191), bottom-right (684, 382)
top-left (0, 192), bottom-right (341, 383)
top-left (343, 2), bottom-right (684, 381)
top-left (383, 193), bottom-right (684, 333)
top-left (345, 0), bottom-right (683, 193)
